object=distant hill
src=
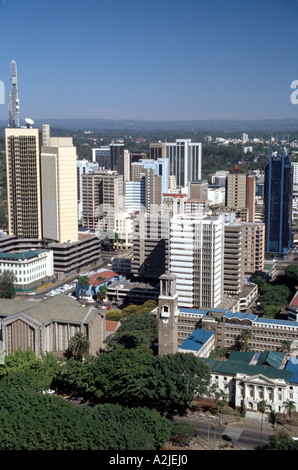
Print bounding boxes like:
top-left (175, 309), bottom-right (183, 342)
top-left (0, 117), bottom-right (298, 133)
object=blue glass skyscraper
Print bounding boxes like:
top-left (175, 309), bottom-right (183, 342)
top-left (264, 141), bottom-right (293, 256)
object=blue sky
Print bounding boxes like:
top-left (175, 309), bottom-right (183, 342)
top-left (0, 0), bottom-right (298, 122)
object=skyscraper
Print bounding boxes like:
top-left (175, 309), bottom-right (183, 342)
top-left (41, 132), bottom-right (78, 243)
top-left (5, 127), bottom-right (42, 239)
top-left (225, 173), bottom-right (255, 222)
top-left (169, 214), bottom-right (224, 309)
top-left (8, 60), bottom-right (20, 128)
top-left (264, 142), bottom-right (293, 256)
top-left (149, 139), bottom-right (202, 188)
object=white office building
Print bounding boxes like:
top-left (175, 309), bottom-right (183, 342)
top-left (169, 214), bottom-right (224, 309)
top-left (150, 139), bottom-right (202, 188)
top-left (0, 249), bottom-right (54, 290)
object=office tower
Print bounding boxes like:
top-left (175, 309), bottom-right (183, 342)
top-left (211, 170), bottom-right (229, 186)
top-left (169, 214), bottom-right (224, 309)
top-left (264, 144), bottom-right (293, 256)
top-left (223, 223), bottom-right (244, 295)
top-left (125, 180), bottom-right (145, 213)
top-left (8, 60), bottom-right (20, 128)
top-left (5, 127), bottom-right (42, 239)
top-left (81, 170), bottom-right (124, 235)
top-left (149, 142), bottom-right (167, 160)
top-left (150, 139), bottom-right (202, 188)
top-left (123, 151), bottom-right (147, 182)
top-left (77, 159), bottom-right (99, 221)
top-left (131, 213), bottom-right (169, 280)
top-left (242, 222), bottom-right (265, 274)
top-left (110, 142), bottom-right (125, 174)
top-left (189, 179), bottom-right (208, 200)
top-left (41, 135), bottom-right (78, 243)
top-left (144, 168), bottom-right (162, 214)
top-left (158, 274), bottom-right (179, 356)
top-left (125, 162), bottom-right (166, 214)
top-left (92, 146), bottom-right (110, 168)
top-left (225, 173), bottom-right (255, 222)
top-left (42, 124), bottom-right (50, 146)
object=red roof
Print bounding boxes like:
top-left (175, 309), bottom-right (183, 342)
top-left (290, 291), bottom-right (298, 308)
top-left (88, 270), bottom-right (119, 286)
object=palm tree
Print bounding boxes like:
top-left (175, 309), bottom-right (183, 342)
top-left (68, 331), bottom-right (90, 361)
top-left (240, 329), bottom-right (252, 351)
top-left (283, 399), bottom-right (296, 432)
top-left (281, 340), bottom-right (292, 354)
top-left (258, 399), bottom-right (268, 450)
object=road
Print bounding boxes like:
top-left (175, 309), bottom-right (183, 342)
top-left (174, 412), bottom-right (275, 450)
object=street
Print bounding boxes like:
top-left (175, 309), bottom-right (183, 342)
top-left (174, 411), bottom-right (276, 450)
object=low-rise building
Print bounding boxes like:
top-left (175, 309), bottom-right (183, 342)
top-left (0, 249), bottom-right (54, 291)
top-left (0, 294), bottom-right (106, 358)
top-left (203, 351), bottom-right (298, 413)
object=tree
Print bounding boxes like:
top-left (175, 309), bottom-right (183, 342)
top-left (257, 399), bottom-right (268, 449)
top-left (68, 331), bottom-right (90, 361)
top-left (283, 399), bottom-right (296, 431)
top-left (0, 270), bottom-right (16, 299)
top-left (77, 275), bottom-right (90, 297)
top-left (170, 421), bottom-right (196, 446)
top-left (281, 340), bottom-right (292, 353)
top-left (268, 430), bottom-right (298, 450)
top-left (240, 329), bottom-right (252, 351)
top-left (285, 264), bottom-right (298, 285)
top-left (105, 312), bottom-right (158, 352)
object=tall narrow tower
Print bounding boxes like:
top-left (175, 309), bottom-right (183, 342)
top-left (5, 126), bottom-right (42, 239)
top-left (8, 60), bottom-right (20, 128)
top-left (158, 274), bottom-right (179, 355)
top-left (264, 140), bottom-right (293, 256)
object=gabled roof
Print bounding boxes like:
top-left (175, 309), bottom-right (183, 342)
top-left (0, 294), bottom-right (104, 325)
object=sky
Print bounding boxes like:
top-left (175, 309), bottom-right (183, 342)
top-left (0, 0), bottom-right (298, 123)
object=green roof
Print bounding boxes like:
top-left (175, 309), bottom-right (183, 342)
top-left (202, 357), bottom-right (293, 381)
top-left (0, 250), bottom-right (48, 260)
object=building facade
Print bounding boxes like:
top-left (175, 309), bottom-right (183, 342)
top-left (169, 214), bottom-right (224, 309)
top-left (264, 146), bottom-right (293, 256)
top-left (41, 135), bottom-right (78, 243)
top-left (5, 127), bottom-right (42, 239)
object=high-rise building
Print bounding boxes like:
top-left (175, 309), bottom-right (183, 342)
top-left (169, 214), bottom-right (224, 309)
top-left (225, 173), bottom-right (255, 222)
top-left (132, 213), bottom-right (169, 280)
top-left (92, 146), bottom-right (110, 169)
top-left (81, 170), bottom-right (124, 235)
top-left (110, 142), bottom-right (125, 174)
top-left (264, 144), bottom-right (293, 256)
top-left (8, 60), bottom-right (20, 128)
top-left (223, 222), bottom-right (244, 295)
top-left (41, 135), bottom-right (78, 243)
top-left (77, 159), bottom-right (99, 221)
top-left (189, 179), bottom-right (208, 201)
top-left (5, 127), bottom-right (42, 239)
top-left (150, 139), bottom-right (202, 188)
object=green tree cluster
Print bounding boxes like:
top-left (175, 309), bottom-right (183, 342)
top-left (0, 380), bottom-right (171, 450)
top-left (0, 270), bottom-right (16, 299)
top-left (253, 277), bottom-right (291, 318)
top-left (105, 311), bottom-right (158, 351)
top-left (54, 349), bottom-right (210, 411)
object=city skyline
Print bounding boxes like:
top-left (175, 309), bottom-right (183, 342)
top-left (0, 0), bottom-right (298, 123)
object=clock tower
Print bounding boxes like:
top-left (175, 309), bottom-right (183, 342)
top-left (158, 273), bottom-right (179, 355)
